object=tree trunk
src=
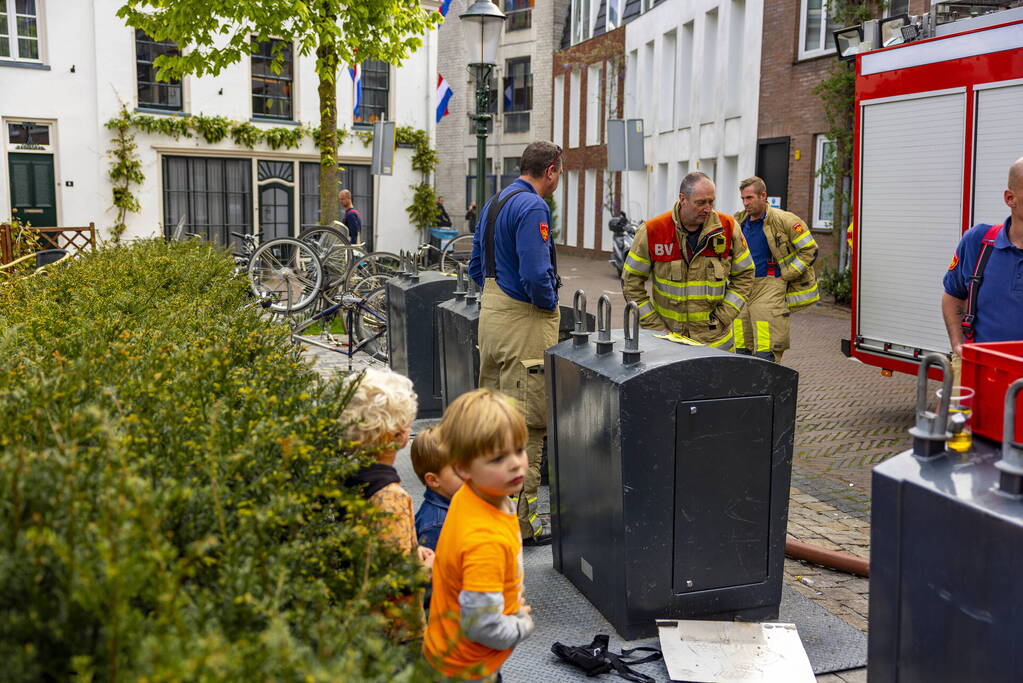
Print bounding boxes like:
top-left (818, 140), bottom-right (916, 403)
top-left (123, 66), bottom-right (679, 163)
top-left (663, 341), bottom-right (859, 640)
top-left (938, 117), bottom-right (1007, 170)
top-left (317, 30), bottom-right (339, 227)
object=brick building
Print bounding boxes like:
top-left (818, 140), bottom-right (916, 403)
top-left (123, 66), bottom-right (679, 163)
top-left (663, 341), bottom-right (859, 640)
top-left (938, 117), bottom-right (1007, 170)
top-left (552, 27), bottom-right (627, 254)
top-left (756, 0), bottom-right (927, 264)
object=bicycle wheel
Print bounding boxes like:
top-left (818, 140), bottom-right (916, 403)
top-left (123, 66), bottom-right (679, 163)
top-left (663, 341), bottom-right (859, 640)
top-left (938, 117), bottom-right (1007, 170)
top-left (353, 287), bottom-right (389, 362)
top-left (298, 226), bottom-right (362, 287)
top-left (248, 237), bottom-right (324, 313)
top-left (344, 251), bottom-right (401, 297)
top-left (439, 234), bottom-right (474, 275)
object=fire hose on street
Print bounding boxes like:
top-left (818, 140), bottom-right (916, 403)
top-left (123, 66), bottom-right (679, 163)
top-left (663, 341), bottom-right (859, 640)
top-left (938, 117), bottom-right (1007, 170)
top-left (785, 538), bottom-right (870, 578)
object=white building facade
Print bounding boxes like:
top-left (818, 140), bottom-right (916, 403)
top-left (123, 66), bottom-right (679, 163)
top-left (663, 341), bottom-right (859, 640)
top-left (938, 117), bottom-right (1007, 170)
top-left (622, 0), bottom-right (762, 218)
top-left (0, 0), bottom-right (439, 254)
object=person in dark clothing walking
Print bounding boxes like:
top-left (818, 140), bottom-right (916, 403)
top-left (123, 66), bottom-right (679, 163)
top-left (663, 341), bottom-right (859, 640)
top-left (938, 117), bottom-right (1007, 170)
top-left (436, 196), bottom-right (453, 228)
top-left (339, 189), bottom-right (362, 243)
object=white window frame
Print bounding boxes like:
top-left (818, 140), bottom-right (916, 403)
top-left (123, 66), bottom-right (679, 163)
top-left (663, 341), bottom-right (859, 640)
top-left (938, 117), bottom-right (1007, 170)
top-left (606, 0), bottom-right (624, 31)
top-left (812, 134), bottom-right (835, 231)
top-left (798, 0), bottom-right (835, 61)
top-left (1, 0), bottom-right (45, 63)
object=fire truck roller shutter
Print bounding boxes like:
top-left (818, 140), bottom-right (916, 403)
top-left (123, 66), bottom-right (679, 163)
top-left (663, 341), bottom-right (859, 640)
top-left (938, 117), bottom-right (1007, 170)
top-left (973, 82), bottom-right (1023, 227)
top-left (858, 91), bottom-right (965, 356)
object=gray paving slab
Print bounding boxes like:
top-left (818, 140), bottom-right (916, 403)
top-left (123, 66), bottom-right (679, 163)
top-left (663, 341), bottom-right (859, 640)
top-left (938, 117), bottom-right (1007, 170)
top-left (393, 441), bottom-right (866, 681)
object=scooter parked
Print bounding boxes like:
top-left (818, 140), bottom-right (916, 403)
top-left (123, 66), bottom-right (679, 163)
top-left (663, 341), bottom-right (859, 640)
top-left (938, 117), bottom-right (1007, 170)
top-left (608, 212), bottom-right (638, 277)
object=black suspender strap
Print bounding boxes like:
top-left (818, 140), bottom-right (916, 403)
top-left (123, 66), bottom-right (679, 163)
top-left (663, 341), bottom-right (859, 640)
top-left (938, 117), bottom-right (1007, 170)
top-left (961, 223), bottom-right (1003, 343)
top-left (483, 188), bottom-right (530, 278)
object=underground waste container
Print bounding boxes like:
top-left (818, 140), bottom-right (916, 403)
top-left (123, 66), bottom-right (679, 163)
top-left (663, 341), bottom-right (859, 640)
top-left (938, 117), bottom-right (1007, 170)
top-left (437, 268), bottom-right (482, 408)
top-left (869, 354), bottom-right (1023, 683)
top-left (436, 275), bottom-right (596, 409)
top-left (386, 254), bottom-right (457, 419)
top-left (546, 294), bottom-right (798, 639)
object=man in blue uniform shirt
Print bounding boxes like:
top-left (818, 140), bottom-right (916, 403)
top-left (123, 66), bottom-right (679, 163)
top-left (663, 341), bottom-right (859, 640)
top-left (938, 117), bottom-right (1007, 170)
top-left (943, 157), bottom-right (1023, 360)
top-left (469, 140), bottom-right (562, 546)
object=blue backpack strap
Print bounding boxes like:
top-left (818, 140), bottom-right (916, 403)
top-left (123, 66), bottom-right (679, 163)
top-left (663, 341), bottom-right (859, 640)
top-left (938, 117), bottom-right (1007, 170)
top-left (961, 223), bottom-right (1003, 343)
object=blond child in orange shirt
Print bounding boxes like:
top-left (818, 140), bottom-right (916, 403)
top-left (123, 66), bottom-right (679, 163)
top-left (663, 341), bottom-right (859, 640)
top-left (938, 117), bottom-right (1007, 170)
top-left (423, 389), bottom-right (534, 681)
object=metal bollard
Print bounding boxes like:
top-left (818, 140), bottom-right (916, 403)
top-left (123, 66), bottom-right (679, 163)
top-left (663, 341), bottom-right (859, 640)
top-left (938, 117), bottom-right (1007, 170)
top-left (621, 302), bottom-right (642, 365)
top-left (595, 295), bottom-right (614, 355)
top-left (908, 353), bottom-right (953, 460)
top-left (996, 378), bottom-right (1023, 498)
top-left (571, 290), bottom-right (590, 346)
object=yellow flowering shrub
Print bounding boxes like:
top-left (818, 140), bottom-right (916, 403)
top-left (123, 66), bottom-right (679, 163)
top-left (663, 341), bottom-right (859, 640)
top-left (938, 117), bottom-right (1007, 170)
top-left (0, 239), bottom-right (434, 681)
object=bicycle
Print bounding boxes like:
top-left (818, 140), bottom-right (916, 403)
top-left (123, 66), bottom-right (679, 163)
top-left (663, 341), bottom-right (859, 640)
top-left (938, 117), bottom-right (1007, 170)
top-left (291, 287), bottom-right (389, 365)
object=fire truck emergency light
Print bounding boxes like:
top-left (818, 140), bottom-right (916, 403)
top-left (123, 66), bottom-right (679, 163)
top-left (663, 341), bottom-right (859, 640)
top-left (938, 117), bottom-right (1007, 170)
top-left (833, 25), bottom-right (865, 61)
top-left (879, 14), bottom-right (913, 46)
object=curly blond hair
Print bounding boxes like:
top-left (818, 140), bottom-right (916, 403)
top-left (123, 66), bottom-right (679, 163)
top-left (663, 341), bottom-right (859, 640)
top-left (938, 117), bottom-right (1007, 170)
top-left (343, 368), bottom-right (418, 447)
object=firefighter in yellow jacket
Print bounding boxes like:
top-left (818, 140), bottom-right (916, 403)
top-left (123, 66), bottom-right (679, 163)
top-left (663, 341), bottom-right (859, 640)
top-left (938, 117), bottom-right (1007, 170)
top-left (732, 176), bottom-right (820, 362)
top-left (622, 171), bottom-right (755, 350)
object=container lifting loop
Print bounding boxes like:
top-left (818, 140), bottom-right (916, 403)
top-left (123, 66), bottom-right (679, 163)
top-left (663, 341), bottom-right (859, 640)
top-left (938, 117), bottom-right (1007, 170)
top-left (572, 290), bottom-right (590, 346)
top-left (909, 353), bottom-right (953, 460)
top-left (454, 264), bottom-right (467, 300)
top-left (398, 250), bottom-right (409, 277)
top-left (595, 295), bottom-right (614, 355)
top-left (409, 250), bottom-right (420, 281)
top-left (466, 274), bottom-right (480, 307)
top-left (995, 378), bottom-right (1023, 499)
top-left (622, 302), bottom-right (643, 365)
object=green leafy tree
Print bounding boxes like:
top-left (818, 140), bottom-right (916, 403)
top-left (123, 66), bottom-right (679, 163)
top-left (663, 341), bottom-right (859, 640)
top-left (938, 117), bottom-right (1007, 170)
top-left (117, 1), bottom-right (441, 226)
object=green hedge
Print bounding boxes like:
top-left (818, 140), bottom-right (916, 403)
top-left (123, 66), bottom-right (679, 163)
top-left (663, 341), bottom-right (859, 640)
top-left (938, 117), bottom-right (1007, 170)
top-left (0, 240), bottom-right (430, 681)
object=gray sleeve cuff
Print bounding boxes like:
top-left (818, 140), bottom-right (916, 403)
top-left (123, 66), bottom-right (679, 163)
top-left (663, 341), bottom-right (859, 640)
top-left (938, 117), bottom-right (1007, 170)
top-left (459, 590), bottom-right (534, 650)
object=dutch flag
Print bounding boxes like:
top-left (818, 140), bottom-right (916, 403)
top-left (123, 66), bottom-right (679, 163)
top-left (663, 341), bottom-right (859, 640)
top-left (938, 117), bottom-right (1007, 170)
top-left (439, 0), bottom-right (454, 17)
top-left (349, 64), bottom-right (363, 119)
top-left (436, 73), bottom-right (453, 123)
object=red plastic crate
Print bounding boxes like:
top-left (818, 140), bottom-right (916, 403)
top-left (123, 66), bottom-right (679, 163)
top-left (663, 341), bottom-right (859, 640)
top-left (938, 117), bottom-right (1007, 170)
top-left (961, 341), bottom-right (1023, 444)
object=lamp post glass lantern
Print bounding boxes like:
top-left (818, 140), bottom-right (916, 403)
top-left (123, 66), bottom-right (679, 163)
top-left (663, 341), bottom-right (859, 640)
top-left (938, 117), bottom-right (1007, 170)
top-left (461, 0), bottom-right (506, 213)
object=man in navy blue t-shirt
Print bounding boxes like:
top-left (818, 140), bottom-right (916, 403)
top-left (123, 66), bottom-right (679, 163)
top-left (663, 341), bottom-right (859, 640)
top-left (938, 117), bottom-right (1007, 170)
top-left (942, 157), bottom-right (1023, 357)
top-left (469, 140), bottom-right (562, 546)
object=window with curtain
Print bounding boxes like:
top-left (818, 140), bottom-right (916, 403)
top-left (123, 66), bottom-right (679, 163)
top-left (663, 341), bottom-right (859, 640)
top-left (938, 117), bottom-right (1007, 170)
top-left (504, 57), bottom-right (532, 134)
top-left (299, 162), bottom-right (375, 243)
top-left (355, 59), bottom-right (390, 124)
top-left (251, 38), bottom-right (293, 120)
top-left (812, 135), bottom-right (835, 229)
top-left (0, 0), bottom-right (41, 60)
top-left (163, 156), bottom-right (252, 246)
top-left (136, 30), bottom-right (182, 111)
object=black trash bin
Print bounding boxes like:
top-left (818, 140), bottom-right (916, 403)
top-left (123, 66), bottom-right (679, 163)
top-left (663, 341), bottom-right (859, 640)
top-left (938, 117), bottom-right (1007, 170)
top-left (546, 295), bottom-right (798, 639)
top-left (438, 269), bottom-right (482, 408)
top-left (435, 277), bottom-right (596, 409)
top-left (869, 357), bottom-right (1023, 683)
top-left (386, 255), bottom-right (457, 419)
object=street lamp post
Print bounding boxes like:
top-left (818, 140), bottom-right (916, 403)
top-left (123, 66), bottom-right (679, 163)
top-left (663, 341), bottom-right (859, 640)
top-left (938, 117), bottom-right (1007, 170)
top-left (460, 0), bottom-right (506, 214)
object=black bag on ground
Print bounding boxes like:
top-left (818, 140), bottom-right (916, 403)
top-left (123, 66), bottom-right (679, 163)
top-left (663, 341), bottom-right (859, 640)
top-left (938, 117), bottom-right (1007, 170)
top-left (550, 634), bottom-right (662, 682)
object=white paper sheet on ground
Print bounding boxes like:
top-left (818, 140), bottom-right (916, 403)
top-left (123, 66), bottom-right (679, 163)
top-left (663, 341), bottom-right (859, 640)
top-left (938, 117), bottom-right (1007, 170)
top-left (656, 620), bottom-right (816, 683)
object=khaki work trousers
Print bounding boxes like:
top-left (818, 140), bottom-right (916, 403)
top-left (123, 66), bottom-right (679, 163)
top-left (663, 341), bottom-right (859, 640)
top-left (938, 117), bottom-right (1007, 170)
top-left (734, 276), bottom-right (789, 362)
top-left (478, 280), bottom-right (560, 539)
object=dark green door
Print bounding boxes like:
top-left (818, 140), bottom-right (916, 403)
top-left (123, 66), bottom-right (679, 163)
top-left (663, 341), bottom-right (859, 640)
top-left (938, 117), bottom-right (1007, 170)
top-left (9, 153), bottom-right (57, 227)
top-left (259, 182), bottom-right (292, 242)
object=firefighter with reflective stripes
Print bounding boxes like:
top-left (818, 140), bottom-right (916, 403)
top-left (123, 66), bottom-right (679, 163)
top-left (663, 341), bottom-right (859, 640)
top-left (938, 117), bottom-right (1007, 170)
top-left (732, 176), bottom-right (820, 362)
top-left (622, 172), bottom-right (755, 350)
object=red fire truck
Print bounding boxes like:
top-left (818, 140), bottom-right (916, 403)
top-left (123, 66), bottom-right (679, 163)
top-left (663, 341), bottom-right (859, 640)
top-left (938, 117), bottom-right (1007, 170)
top-left (845, 9), bottom-right (1023, 376)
